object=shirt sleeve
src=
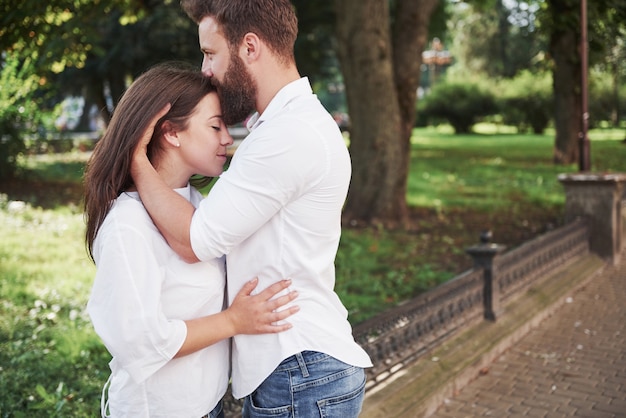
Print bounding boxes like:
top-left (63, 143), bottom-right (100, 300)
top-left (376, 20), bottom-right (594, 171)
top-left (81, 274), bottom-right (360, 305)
top-left (87, 210), bottom-right (187, 384)
top-left (190, 124), bottom-right (324, 261)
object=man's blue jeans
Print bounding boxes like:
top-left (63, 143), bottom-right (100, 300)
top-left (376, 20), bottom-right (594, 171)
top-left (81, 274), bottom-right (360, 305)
top-left (208, 400), bottom-right (224, 418)
top-left (242, 351), bottom-right (366, 417)
top-left (200, 400), bottom-right (223, 418)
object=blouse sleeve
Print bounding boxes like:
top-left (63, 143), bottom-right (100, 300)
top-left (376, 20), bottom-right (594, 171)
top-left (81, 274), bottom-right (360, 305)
top-left (87, 209), bottom-right (187, 384)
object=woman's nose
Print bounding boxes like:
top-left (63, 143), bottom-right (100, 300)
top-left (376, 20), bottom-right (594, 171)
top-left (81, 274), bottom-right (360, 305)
top-left (223, 130), bottom-right (234, 146)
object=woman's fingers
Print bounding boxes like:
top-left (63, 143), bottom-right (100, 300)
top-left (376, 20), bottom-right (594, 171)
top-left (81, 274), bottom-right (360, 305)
top-left (230, 277), bottom-right (299, 334)
top-left (257, 279), bottom-right (298, 316)
top-left (257, 278), bottom-right (292, 299)
top-left (272, 305), bottom-right (300, 321)
top-left (136, 103), bottom-right (171, 152)
top-left (261, 305), bottom-right (300, 333)
top-left (267, 291), bottom-right (298, 310)
top-left (265, 322), bottom-right (293, 333)
top-left (238, 277), bottom-right (259, 296)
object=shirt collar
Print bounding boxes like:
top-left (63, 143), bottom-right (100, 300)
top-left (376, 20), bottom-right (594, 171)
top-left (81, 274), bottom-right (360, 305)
top-left (123, 184), bottom-right (191, 202)
top-left (246, 77), bottom-right (312, 131)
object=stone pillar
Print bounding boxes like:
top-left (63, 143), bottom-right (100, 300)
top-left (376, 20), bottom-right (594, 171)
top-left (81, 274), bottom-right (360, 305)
top-left (558, 173), bottom-right (626, 265)
top-left (466, 232), bottom-right (507, 321)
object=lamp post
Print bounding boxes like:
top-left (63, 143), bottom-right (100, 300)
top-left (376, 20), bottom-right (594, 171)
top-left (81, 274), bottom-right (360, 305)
top-left (579, 0), bottom-right (590, 171)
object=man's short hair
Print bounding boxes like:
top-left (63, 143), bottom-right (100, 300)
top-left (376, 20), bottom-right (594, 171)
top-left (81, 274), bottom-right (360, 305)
top-left (181, 0), bottom-right (298, 63)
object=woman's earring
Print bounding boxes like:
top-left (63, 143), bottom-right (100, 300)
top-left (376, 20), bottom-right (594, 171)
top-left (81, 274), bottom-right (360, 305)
top-left (176, 143), bottom-right (180, 148)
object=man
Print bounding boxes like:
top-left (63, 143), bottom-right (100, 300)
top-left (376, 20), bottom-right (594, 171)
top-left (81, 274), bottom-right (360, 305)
top-left (131, 0), bottom-right (372, 416)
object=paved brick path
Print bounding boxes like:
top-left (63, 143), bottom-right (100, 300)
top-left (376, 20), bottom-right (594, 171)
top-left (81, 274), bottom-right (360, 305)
top-left (433, 256), bottom-right (626, 418)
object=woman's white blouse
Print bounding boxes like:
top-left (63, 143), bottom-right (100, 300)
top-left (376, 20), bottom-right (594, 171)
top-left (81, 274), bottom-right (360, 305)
top-left (88, 186), bottom-right (228, 418)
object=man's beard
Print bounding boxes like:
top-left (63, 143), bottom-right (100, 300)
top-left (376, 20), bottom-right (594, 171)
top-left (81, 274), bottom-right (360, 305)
top-left (212, 53), bottom-right (257, 126)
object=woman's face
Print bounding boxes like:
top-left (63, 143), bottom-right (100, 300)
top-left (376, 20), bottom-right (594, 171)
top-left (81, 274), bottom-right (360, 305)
top-left (177, 92), bottom-right (233, 178)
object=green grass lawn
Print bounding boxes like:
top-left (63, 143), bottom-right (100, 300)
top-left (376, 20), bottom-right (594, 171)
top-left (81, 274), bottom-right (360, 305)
top-left (409, 131), bottom-right (564, 208)
top-left (1, 126), bottom-right (625, 416)
top-left (0, 199), bottom-right (106, 416)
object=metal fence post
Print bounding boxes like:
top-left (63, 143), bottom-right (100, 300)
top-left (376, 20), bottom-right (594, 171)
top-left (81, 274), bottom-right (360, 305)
top-left (465, 231), bottom-right (507, 321)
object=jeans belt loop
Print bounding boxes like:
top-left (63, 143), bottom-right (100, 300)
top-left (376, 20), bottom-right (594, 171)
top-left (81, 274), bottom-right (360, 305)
top-left (295, 352), bottom-right (310, 377)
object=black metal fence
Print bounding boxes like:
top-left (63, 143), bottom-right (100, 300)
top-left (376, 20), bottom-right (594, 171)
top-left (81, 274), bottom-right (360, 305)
top-left (353, 217), bottom-right (589, 391)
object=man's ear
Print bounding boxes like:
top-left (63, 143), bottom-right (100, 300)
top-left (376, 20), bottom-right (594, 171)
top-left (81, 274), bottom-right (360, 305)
top-left (161, 120), bottom-right (180, 148)
top-left (241, 32), bottom-right (261, 62)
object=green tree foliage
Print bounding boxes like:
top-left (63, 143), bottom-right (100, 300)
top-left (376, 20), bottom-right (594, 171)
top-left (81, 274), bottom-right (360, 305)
top-left (1, 0), bottom-right (202, 121)
top-left (0, 0), bottom-right (138, 71)
top-left (451, 0), bottom-right (546, 78)
top-left (291, 0), bottom-right (336, 84)
top-left (0, 0), bottom-right (199, 177)
top-left (589, 14), bottom-right (626, 127)
top-left (51, 2), bottom-right (200, 126)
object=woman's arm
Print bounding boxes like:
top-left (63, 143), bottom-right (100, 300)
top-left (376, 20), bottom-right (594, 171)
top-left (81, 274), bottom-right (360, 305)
top-left (130, 104), bottom-right (199, 263)
top-left (175, 278), bottom-right (299, 358)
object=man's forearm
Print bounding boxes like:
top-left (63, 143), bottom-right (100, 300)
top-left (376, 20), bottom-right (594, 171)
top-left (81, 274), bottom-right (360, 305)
top-left (131, 154), bottom-right (199, 262)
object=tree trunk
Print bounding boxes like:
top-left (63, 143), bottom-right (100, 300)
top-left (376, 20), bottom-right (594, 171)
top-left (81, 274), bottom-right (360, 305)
top-left (77, 78), bottom-right (105, 131)
top-left (392, 0), bottom-right (439, 206)
top-left (335, 0), bottom-right (438, 226)
top-left (549, 0), bottom-right (582, 165)
top-left (92, 78), bottom-right (112, 127)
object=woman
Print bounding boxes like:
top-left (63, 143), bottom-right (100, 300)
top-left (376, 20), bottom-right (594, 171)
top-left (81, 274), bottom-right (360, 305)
top-left (84, 62), bottom-right (299, 418)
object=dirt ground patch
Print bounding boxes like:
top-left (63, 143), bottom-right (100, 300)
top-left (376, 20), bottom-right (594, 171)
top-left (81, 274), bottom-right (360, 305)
top-left (405, 204), bottom-right (563, 273)
top-left (0, 178), bottom-right (85, 209)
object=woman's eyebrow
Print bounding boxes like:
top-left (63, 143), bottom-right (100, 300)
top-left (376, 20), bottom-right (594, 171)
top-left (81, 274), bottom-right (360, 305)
top-left (207, 114), bottom-right (223, 122)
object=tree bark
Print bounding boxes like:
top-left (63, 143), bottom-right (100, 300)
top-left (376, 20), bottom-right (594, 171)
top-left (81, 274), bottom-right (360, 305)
top-left (392, 0), bottom-right (439, 208)
top-left (548, 0), bottom-right (582, 165)
top-left (335, 0), bottom-right (438, 226)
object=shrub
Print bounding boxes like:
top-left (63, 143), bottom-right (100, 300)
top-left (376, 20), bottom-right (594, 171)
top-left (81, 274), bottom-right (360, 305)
top-left (0, 56), bottom-right (50, 179)
top-left (0, 116), bottom-right (27, 179)
top-left (497, 71), bottom-right (553, 134)
top-left (418, 82), bottom-right (498, 133)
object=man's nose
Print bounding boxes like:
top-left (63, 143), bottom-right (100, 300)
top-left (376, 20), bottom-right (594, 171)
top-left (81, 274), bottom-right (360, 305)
top-left (201, 58), bottom-right (213, 77)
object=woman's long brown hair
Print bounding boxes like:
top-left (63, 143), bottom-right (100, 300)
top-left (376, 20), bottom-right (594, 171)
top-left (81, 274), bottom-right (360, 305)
top-left (83, 61), bottom-right (215, 262)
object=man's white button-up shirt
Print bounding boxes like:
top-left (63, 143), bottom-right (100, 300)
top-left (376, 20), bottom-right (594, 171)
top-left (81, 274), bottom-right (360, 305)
top-left (190, 77), bottom-right (372, 399)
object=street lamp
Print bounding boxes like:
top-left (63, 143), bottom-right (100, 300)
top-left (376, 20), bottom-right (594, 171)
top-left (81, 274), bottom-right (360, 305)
top-left (579, 0), bottom-right (590, 171)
